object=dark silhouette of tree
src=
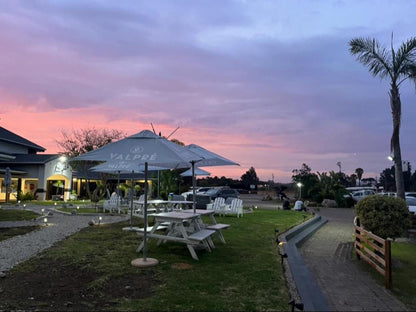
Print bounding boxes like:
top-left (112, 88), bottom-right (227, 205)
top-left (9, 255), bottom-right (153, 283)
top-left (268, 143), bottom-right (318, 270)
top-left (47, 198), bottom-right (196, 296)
top-left (241, 167), bottom-right (259, 190)
top-left (355, 168), bottom-right (364, 186)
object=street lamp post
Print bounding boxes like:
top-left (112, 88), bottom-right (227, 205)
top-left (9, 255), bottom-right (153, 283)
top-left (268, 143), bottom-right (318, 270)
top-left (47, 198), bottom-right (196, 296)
top-left (297, 182), bottom-right (303, 199)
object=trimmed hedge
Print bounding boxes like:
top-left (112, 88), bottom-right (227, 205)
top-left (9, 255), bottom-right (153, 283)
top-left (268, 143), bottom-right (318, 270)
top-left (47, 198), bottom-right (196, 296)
top-left (355, 195), bottom-right (411, 239)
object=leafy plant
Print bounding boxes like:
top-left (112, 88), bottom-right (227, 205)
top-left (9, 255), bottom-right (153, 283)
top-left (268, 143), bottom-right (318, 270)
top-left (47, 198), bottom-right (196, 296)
top-left (355, 195), bottom-right (411, 239)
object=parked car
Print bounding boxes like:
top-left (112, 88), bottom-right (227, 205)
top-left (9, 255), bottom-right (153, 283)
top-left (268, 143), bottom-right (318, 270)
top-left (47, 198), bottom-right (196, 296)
top-left (203, 188), bottom-right (239, 201)
top-left (350, 189), bottom-right (376, 202)
top-left (405, 192), bottom-right (416, 198)
top-left (406, 196), bottom-right (416, 213)
top-left (181, 187), bottom-right (213, 199)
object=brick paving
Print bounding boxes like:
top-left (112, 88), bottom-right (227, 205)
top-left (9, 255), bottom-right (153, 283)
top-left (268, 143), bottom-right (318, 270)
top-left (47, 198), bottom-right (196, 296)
top-left (299, 208), bottom-right (409, 311)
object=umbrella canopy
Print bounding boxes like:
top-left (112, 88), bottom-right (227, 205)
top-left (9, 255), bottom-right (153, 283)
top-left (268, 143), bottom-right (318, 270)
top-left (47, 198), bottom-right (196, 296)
top-left (73, 130), bottom-right (200, 168)
top-left (90, 160), bottom-right (165, 222)
top-left (184, 144), bottom-right (239, 212)
top-left (72, 130), bottom-right (203, 264)
top-left (185, 144), bottom-right (239, 167)
top-left (180, 167), bottom-right (210, 177)
top-left (90, 161), bottom-right (163, 174)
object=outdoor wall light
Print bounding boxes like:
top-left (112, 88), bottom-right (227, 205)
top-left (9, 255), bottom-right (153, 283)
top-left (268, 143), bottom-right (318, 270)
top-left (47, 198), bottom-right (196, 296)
top-left (43, 217), bottom-right (48, 226)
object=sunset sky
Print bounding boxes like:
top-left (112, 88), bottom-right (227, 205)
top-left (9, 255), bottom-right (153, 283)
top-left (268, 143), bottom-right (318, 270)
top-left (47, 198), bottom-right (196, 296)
top-left (1, 1), bottom-right (416, 182)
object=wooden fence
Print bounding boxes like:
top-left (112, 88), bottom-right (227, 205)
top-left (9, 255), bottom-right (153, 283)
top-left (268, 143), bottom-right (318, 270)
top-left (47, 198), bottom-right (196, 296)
top-left (354, 223), bottom-right (392, 289)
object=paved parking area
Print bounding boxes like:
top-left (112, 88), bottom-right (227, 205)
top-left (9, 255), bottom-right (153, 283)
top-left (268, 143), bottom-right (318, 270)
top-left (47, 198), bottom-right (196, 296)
top-left (300, 208), bottom-right (408, 311)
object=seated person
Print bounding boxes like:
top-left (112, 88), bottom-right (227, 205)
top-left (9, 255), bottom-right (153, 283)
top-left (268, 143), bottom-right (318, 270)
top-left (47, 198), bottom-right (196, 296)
top-left (293, 199), bottom-right (304, 211)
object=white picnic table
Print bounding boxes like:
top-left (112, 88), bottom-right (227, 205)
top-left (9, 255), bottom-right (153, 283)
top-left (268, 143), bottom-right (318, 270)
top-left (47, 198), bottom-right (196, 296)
top-left (133, 199), bottom-right (193, 214)
top-left (129, 211), bottom-right (216, 260)
top-left (182, 209), bottom-right (230, 244)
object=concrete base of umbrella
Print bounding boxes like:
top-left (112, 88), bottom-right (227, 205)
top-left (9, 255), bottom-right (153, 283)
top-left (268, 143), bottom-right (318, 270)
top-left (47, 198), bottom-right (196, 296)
top-left (131, 258), bottom-right (159, 267)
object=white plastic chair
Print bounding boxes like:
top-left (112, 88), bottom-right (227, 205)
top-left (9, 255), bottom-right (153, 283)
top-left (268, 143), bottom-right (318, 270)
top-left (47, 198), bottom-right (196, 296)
top-left (221, 198), bottom-right (243, 218)
top-left (206, 197), bottom-right (225, 213)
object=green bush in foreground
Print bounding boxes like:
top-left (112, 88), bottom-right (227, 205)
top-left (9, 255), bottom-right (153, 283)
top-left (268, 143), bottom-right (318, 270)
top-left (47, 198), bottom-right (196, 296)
top-left (355, 195), bottom-right (410, 239)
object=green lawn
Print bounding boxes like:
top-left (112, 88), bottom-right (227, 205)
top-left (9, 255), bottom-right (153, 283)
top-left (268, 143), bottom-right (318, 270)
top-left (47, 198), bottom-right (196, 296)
top-left (356, 240), bottom-right (416, 309)
top-left (0, 209), bottom-right (39, 221)
top-left (2, 209), bottom-right (309, 311)
top-left (390, 242), bottom-right (416, 308)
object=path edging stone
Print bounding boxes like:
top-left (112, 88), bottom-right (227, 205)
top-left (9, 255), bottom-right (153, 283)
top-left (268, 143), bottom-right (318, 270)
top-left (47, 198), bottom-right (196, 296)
top-left (279, 214), bottom-right (330, 312)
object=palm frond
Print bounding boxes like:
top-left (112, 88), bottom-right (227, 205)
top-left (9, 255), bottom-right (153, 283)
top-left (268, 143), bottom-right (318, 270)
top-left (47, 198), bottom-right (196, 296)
top-left (395, 37), bottom-right (416, 79)
top-left (349, 37), bottom-right (391, 79)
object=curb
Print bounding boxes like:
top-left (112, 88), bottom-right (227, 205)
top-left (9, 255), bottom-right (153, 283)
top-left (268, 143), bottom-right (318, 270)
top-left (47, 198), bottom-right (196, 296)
top-left (279, 214), bottom-right (330, 312)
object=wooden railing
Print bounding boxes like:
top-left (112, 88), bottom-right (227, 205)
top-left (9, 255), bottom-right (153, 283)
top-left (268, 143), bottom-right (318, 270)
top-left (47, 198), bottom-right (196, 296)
top-left (354, 223), bottom-right (392, 289)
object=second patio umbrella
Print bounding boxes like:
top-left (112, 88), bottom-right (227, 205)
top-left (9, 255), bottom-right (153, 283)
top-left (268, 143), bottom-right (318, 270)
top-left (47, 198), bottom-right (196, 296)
top-left (185, 144), bottom-right (239, 213)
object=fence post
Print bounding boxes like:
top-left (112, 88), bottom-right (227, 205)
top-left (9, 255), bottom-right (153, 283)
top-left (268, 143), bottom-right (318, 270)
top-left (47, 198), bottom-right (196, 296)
top-left (385, 239), bottom-right (392, 289)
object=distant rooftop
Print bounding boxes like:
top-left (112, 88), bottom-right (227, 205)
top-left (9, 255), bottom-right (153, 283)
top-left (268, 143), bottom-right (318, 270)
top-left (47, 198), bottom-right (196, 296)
top-left (0, 126), bottom-right (46, 153)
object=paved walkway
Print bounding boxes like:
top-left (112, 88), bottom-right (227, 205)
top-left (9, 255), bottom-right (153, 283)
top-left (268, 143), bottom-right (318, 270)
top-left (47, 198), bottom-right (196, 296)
top-left (299, 208), bottom-right (409, 311)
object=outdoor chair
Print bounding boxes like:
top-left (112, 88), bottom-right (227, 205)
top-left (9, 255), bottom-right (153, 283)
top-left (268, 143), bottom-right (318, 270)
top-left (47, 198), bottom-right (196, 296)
top-left (220, 198), bottom-right (243, 218)
top-left (103, 193), bottom-right (122, 213)
top-left (206, 197), bottom-right (225, 213)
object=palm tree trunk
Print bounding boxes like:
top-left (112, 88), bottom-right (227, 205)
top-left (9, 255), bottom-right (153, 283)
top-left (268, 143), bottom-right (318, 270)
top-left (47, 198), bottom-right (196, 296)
top-left (390, 85), bottom-right (405, 199)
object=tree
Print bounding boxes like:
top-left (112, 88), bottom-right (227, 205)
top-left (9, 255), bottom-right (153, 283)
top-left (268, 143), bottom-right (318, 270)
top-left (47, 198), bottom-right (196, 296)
top-left (350, 35), bottom-right (416, 199)
top-left (241, 167), bottom-right (259, 190)
top-left (355, 168), bottom-right (364, 186)
top-left (379, 166), bottom-right (396, 192)
top-left (56, 127), bottom-right (125, 158)
top-left (292, 163), bottom-right (319, 200)
top-left (56, 127), bottom-right (125, 199)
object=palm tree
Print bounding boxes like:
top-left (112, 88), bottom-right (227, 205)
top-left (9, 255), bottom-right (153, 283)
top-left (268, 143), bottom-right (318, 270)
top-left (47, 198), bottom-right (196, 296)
top-left (350, 35), bottom-right (416, 199)
top-left (355, 168), bottom-right (364, 186)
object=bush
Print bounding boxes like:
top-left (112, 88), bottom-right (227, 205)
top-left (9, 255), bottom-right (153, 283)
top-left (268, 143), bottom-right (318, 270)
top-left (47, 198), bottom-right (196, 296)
top-left (355, 195), bottom-right (411, 239)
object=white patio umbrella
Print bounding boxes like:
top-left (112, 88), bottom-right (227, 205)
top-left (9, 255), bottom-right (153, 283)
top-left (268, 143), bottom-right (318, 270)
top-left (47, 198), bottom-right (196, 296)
top-left (72, 130), bottom-right (203, 266)
top-left (184, 144), bottom-right (239, 213)
top-left (90, 161), bottom-right (165, 224)
top-left (180, 167), bottom-right (210, 177)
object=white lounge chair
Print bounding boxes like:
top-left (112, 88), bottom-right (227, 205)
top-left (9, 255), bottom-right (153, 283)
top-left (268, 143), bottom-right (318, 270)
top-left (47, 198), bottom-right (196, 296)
top-left (206, 197), bottom-right (225, 213)
top-left (103, 193), bottom-right (122, 213)
top-left (220, 198), bottom-right (243, 218)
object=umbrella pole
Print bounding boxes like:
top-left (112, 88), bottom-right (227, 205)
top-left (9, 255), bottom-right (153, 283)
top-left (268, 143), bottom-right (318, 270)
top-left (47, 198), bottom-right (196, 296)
top-left (117, 171), bottom-right (121, 213)
top-left (143, 162), bottom-right (149, 261)
top-left (192, 161), bottom-right (196, 213)
top-left (129, 171), bottom-right (134, 226)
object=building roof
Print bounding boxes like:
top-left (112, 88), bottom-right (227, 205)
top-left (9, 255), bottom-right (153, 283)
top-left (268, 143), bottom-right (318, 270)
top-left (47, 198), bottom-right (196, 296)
top-left (0, 154), bottom-right (58, 165)
top-left (0, 126), bottom-right (46, 153)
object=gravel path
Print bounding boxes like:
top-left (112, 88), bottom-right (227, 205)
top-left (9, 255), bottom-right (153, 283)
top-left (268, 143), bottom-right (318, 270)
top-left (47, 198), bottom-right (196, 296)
top-left (0, 205), bottom-right (129, 273)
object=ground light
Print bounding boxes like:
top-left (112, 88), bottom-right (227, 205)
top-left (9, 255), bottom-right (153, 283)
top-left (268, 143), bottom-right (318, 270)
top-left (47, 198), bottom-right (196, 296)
top-left (43, 218), bottom-right (48, 226)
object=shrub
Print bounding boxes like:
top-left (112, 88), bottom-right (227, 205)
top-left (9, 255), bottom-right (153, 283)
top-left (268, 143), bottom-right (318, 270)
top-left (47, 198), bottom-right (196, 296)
top-left (355, 195), bottom-right (411, 239)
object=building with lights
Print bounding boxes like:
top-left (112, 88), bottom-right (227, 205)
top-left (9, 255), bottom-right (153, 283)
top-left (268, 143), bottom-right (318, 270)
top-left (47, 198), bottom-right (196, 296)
top-left (0, 126), bottom-right (72, 201)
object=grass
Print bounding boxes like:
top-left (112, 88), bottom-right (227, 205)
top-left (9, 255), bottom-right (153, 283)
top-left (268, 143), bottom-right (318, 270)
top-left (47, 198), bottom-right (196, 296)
top-left (0, 209), bottom-right (42, 241)
top-left (355, 240), bottom-right (416, 309)
top-left (0, 226), bottom-right (41, 242)
top-left (0, 209), bottom-right (40, 221)
top-left (7, 209), bottom-right (309, 311)
top-left (390, 242), bottom-right (416, 307)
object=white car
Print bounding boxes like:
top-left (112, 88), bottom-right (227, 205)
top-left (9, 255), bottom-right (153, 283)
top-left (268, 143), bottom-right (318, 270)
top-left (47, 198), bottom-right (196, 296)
top-left (351, 190), bottom-right (376, 202)
top-left (405, 196), bottom-right (416, 213)
top-left (181, 187), bottom-right (212, 199)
